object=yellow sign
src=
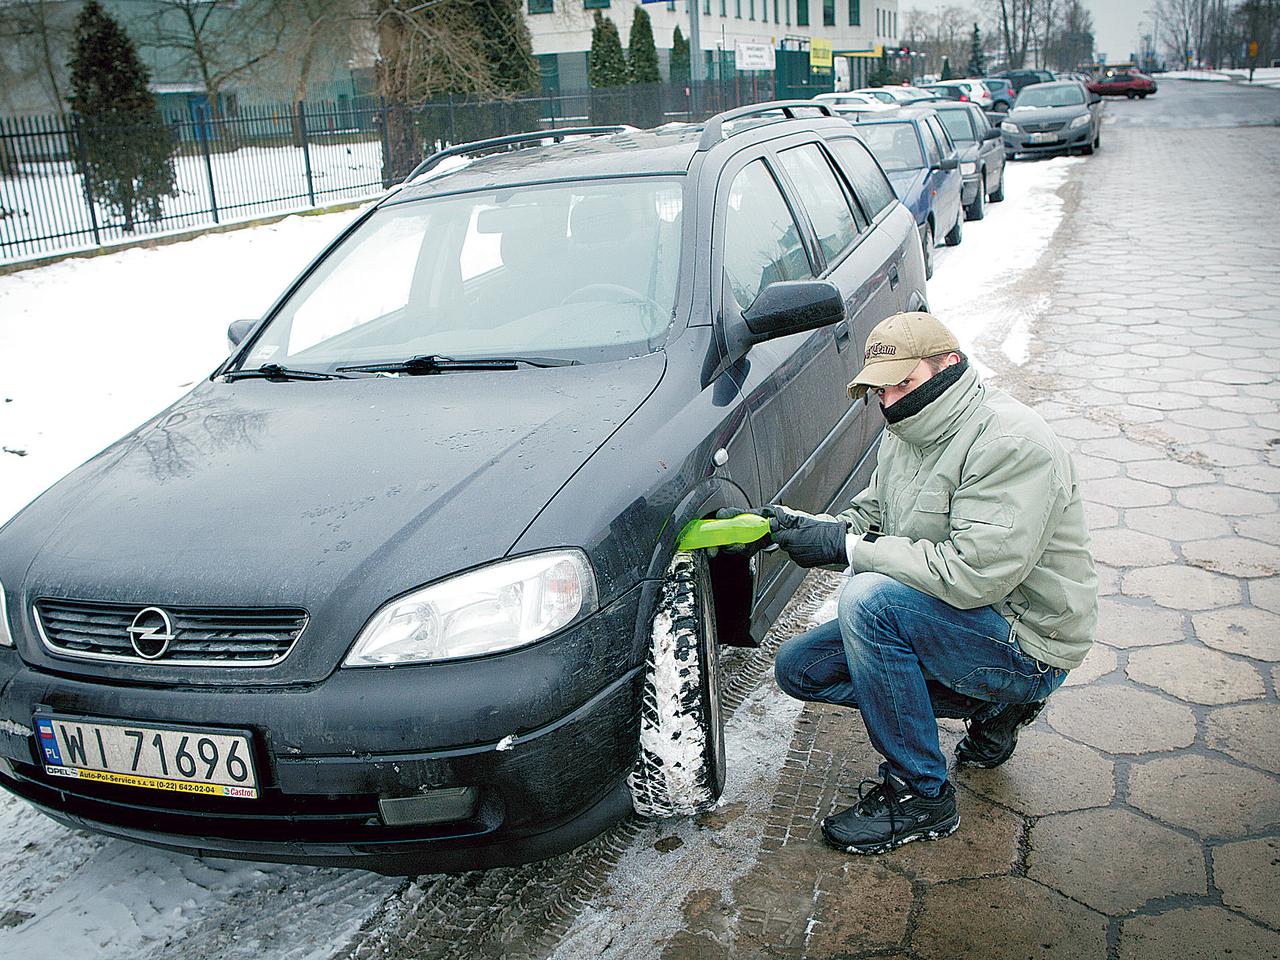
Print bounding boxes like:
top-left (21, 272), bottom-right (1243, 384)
top-left (46, 764), bottom-right (259, 798)
top-left (810, 39), bottom-right (833, 69)
top-left (837, 45), bottom-right (883, 58)
top-left (1249, 40), bottom-right (1259, 58)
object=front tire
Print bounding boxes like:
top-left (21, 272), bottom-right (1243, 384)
top-left (922, 222), bottom-right (935, 280)
top-left (628, 552), bottom-right (726, 819)
top-left (965, 178), bottom-right (987, 221)
top-left (944, 212), bottom-right (963, 246)
top-left (989, 170), bottom-right (1005, 203)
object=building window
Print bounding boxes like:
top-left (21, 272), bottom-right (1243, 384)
top-left (848, 0), bottom-right (858, 25)
top-left (528, 0), bottom-right (553, 11)
top-left (786, 0), bottom-right (790, 25)
top-left (892, 10), bottom-right (896, 35)
top-left (823, 0), bottom-right (834, 25)
top-left (584, 0), bottom-right (608, 8)
top-left (749, 0), bottom-right (754, 19)
top-left (773, 0), bottom-right (778, 22)
top-left (796, 0), bottom-right (808, 25)
top-left (720, 0), bottom-right (726, 14)
top-left (704, 0), bottom-right (710, 13)
top-left (736, 0), bottom-right (741, 16)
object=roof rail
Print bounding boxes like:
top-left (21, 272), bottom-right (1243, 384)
top-left (697, 100), bottom-right (835, 151)
top-left (404, 126), bottom-right (632, 183)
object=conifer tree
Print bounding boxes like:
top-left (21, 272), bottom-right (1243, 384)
top-left (967, 23), bottom-right (987, 77)
top-left (671, 24), bottom-right (691, 83)
top-left (589, 11), bottom-right (629, 87)
top-left (470, 0), bottom-right (538, 93)
top-left (940, 56), bottom-right (954, 80)
top-left (628, 7), bottom-right (661, 84)
top-left (68, 0), bottom-right (175, 232)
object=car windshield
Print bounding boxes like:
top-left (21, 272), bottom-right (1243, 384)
top-left (236, 178), bottom-right (684, 369)
top-left (858, 122), bottom-right (924, 171)
top-left (937, 109), bottom-right (976, 141)
top-left (1015, 85), bottom-right (1085, 108)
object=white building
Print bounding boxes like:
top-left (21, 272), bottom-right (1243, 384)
top-left (525, 0), bottom-right (900, 92)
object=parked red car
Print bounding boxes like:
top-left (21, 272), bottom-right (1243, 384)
top-left (1088, 71), bottom-right (1158, 98)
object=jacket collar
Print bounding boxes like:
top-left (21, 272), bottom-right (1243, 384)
top-left (886, 365), bottom-right (984, 448)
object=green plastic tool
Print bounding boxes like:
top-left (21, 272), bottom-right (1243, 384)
top-left (676, 513), bottom-right (772, 551)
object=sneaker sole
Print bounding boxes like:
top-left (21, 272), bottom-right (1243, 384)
top-left (828, 815), bottom-right (961, 856)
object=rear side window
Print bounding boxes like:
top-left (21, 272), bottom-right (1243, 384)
top-left (937, 109), bottom-right (975, 142)
top-left (828, 138), bottom-right (895, 219)
top-left (926, 117), bottom-right (954, 155)
top-left (919, 122), bottom-right (941, 166)
top-left (722, 160), bottom-right (813, 309)
top-left (777, 144), bottom-right (859, 264)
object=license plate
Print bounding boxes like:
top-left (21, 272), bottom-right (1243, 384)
top-left (34, 714), bottom-right (258, 799)
top-left (1028, 132), bottom-right (1057, 143)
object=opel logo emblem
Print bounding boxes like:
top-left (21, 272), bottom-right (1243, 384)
top-left (128, 607), bottom-right (175, 660)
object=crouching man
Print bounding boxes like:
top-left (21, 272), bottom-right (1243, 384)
top-left (724, 312), bottom-right (1098, 855)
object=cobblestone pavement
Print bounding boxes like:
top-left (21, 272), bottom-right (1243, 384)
top-left (646, 89), bottom-right (1280, 959)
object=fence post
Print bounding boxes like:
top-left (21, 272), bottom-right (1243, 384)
top-left (298, 100), bottom-right (316, 206)
top-left (447, 93), bottom-right (456, 146)
top-left (378, 97), bottom-right (392, 188)
top-left (70, 113), bottom-right (102, 247)
top-left (195, 106), bottom-right (219, 223)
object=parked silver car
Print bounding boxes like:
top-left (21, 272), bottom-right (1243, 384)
top-left (1000, 81), bottom-right (1103, 157)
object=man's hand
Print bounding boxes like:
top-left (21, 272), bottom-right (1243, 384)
top-left (714, 506), bottom-right (849, 568)
top-left (764, 506), bottom-right (850, 568)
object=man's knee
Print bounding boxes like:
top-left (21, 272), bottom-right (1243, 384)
top-left (774, 634), bottom-right (811, 699)
top-left (838, 572), bottom-right (908, 639)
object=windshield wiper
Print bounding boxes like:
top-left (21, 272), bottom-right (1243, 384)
top-left (223, 363), bottom-right (353, 382)
top-left (335, 354), bottom-right (580, 375)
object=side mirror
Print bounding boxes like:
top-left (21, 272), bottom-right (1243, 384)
top-left (729, 280), bottom-right (846, 357)
top-left (1089, 93), bottom-right (1102, 104)
top-left (982, 127), bottom-right (1001, 140)
top-left (937, 156), bottom-right (960, 171)
top-left (227, 319), bottom-right (255, 350)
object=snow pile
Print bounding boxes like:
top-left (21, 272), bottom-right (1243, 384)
top-left (1222, 66), bottom-right (1280, 88)
top-left (0, 205), bottom-right (366, 525)
top-left (928, 156), bottom-right (1082, 373)
top-left (1158, 69), bottom-right (1233, 81)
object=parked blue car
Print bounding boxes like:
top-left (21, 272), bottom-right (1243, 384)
top-left (853, 108), bottom-right (963, 279)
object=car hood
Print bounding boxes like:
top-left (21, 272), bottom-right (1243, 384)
top-left (6, 354), bottom-right (665, 683)
top-left (1007, 103), bottom-right (1088, 125)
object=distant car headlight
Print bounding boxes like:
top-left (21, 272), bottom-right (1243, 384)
top-left (1000, 120), bottom-right (1019, 133)
top-left (1068, 114), bottom-right (1091, 129)
top-left (960, 162), bottom-right (978, 176)
top-left (0, 579), bottom-right (13, 648)
top-left (344, 550), bottom-right (599, 666)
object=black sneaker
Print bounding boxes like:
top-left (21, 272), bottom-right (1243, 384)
top-left (955, 700), bottom-right (1046, 769)
top-left (821, 775), bottom-right (960, 855)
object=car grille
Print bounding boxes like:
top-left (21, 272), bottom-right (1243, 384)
top-left (1023, 121), bottom-right (1065, 133)
top-left (34, 598), bottom-right (307, 665)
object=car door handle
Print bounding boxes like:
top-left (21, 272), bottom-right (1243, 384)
top-left (889, 266), bottom-right (900, 290)
top-left (834, 320), bottom-right (851, 350)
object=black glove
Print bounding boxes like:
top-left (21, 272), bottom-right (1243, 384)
top-left (713, 507), bottom-right (774, 558)
top-left (762, 505), bottom-right (850, 568)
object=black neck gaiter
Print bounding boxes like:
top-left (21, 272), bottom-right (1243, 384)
top-left (881, 358), bottom-right (970, 425)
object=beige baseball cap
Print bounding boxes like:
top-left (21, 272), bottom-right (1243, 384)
top-left (847, 311), bottom-right (962, 399)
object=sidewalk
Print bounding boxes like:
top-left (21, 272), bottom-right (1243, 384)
top-left (659, 124), bottom-right (1280, 960)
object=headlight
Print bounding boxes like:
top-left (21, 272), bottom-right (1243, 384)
top-left (960, 162), bottom-right (977, 176)
top-left (0, 579), bottom-right (13, 648)
top-left (344, 550), bottom-right (598, 666)
top-left (1000, 120), bottom-right (1018, 133)
top-left (1068, 114), bottom-right (1091, 129)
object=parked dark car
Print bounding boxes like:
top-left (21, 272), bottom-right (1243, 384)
top-left (988, 68), bottom-right (1055, 93)
top-left (1001, 80), bottom-right (1103, 157)
top-left (0, 104), bottom-right (928, 875)
top-left (1088, 71), bottom-right (1158, 98)
top-left (854, 107), bottom-right (964, 279)
top-left (983, 78), bottom-right (1016, 112)
top-left (932, 101), bottom-right (1006, 221)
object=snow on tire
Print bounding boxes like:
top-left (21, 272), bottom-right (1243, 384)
top-left (628, 551), bottom-right (726, 819)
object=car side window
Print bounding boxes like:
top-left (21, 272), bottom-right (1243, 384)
top-left (927, 117), bottom-right (954, 155)
top-left (919, 122), bottom-right (941, 167)
top-left (827, 138), bottom-right (895, 220)
top-left (777, 143), bottom-right (860, 264)
top-left (722, 159), bottom-right (813, 310)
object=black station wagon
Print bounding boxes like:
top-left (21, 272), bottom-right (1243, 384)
top-left (0, 102), bottom-right (927, 873)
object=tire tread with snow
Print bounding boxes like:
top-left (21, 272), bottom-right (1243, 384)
top-left (628, 552), bottom-right (725, 819)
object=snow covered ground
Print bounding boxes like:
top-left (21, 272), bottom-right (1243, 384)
top-left (1159, 67), bottom-right (1280, 88)
top-left (0, 151), bottom-right (1082, 958)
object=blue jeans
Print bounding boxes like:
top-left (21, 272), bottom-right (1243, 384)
top-left (774, 572), bottom-right (1067, 797)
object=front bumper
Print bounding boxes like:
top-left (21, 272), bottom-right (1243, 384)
top-left (0, 586), bottom-right (646, 874)
top-left (1003, 123), bottom-right (1092, 155)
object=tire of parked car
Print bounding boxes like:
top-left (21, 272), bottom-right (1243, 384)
top-left (627, 552), bottom-right (727, 819)
top-left (989, 172), bottom-right (1005, 203)
top-left (966, 176), bottom-right (987, 221)
top-left (922, 221), bottom-right (935, 280)
top-left (945, 213), bottom-right (963, 246)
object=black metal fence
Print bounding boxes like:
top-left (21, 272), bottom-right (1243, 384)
top-left (0, 77), bottom-right (774, 265)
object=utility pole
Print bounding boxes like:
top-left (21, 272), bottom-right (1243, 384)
top-left (690, 0), bottom-right (704, 82)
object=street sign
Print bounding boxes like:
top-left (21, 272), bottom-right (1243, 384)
top-left (1249, 40), bottom-right (1259, 58)
top-left (735, 41), bottom-right (776, 71)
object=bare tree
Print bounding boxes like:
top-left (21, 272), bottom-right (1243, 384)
top-left (143, 0), bottom-right (287, 119)
top-left (995, 0), bottom-right (1034, 69)
top-left (276, 0), bottom-right (366, 106)
top-left (903, 4), bottom-right (979, 78)
top-left (0, 0), bottom-right (77, 120)
top-left (1045, 0), bottom-right (1093, 70)
top-left (1157, 0), bottom-right (1200, 66)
